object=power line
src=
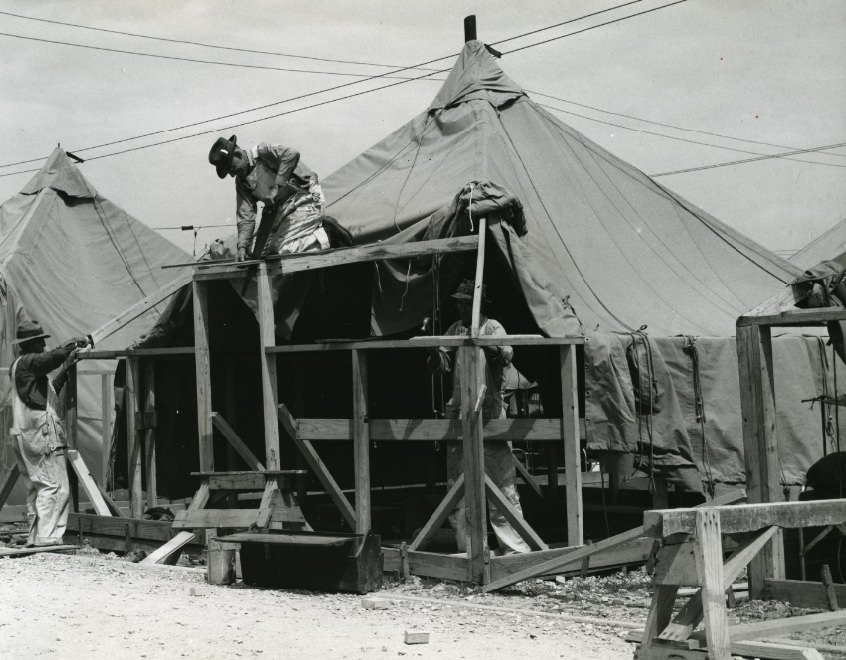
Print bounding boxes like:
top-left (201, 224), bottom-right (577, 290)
top-left (503, 0), bottom-right (688, 55)
top-left (0, 30), bottom-right (448, 80)
top-left (0, 1), bottom-right (704, 176)
top-left (538, 102), bottom-right (846, 169)
top-left (651, 141), bottom-right (846, 177)
top-left (529, 89), bottom-right (846, 161)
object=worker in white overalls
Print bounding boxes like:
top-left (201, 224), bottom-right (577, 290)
top-left (9, 320), bottom-right (90, 546)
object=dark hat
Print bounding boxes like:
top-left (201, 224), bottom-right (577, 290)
top-left (208, 135), bottom-right (238, 179)
top-left (13, 320), bottom-right (50, 345)
top-left (451, 279), bottom-right (488, 302)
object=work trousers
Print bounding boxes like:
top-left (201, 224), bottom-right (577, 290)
top-left (445, 436), bottom-right (531, 555)
top-left (11, 435), bottom-right (70, 546)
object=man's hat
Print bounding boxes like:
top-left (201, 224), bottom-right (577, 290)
top-left (13, 320), bottom-right (50, 345)
top-left (451, 279), bottom-right (488, 302)
top-left (208, 135), bottom-right (238, 179)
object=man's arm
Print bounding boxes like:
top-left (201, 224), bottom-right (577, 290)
top-left (235, 181), bottom-right (258, 260)
top-left (427, 322), bottom-right (462, 374)
top-left (482, 320), bottom-right (513, 367)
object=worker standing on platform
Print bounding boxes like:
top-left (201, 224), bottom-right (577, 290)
top-left (9, 320), bottom-right (90, 546)
top-left (208, 135), bottom-right (349, 261)
top-left (428, 280), bottom-right (531, 555)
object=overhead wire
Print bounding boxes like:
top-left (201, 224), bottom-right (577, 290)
top-left (0, 0), bottom-right (686, 174)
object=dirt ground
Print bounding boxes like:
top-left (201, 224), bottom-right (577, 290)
top-left (0, 548), bottom-right (843, 660)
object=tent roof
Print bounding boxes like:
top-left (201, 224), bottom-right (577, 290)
top-left (323, 41), bottom-right (802, 337)
top-left (790, 217), bottom-right (846, 269)
top-left (0, 148), bottom-right (189, 349)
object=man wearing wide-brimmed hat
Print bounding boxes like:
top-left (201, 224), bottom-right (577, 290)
top-left (208, 135), bottom-right (335, 261)
top-left (427, 279), bottom-right (531, 555)
top-left (9, 320), bottom-right (91, 546)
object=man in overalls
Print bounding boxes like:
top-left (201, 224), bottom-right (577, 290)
top-left (9, 321), bottom-right (90, 546)
top-left (208, 135), bottom-right (329, 261)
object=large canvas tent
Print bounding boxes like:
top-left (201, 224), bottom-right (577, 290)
top-left (790, 217), bottom-right (846, 269)
top-left (137, 41), bottom-right (833, 506)
top-left (0, 149), bottom-right (189, 498)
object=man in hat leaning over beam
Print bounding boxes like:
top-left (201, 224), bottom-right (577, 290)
top-left (209, 135), bottom-right (350, 261)
top-left (427, 280), bottom-right (531, 555)
top-left (9, 320), bottom-right (91, 546)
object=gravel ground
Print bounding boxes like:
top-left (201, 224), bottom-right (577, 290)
top-left (0, 546), bottom-right (843, 659)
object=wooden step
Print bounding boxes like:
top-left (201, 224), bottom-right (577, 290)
top-left (172, 508), bottom-right (271, 530)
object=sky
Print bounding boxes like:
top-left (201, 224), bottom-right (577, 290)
top-left (0, 0), bottom-right (843, 258)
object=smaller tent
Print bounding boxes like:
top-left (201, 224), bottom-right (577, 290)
top-left (790, 217), bottom-right (846, 269)
top-left (0, 149), bottom-right (189, 496)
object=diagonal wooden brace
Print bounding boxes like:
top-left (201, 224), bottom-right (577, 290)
top-left (484, 474), bottom-right (548, 551)
top-left (409, 474), bottom-right (465, 551)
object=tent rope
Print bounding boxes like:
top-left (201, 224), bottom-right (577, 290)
top-left (683, 335), bottom-right (715, 497)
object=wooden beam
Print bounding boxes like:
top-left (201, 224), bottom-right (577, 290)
top-left (139, 482), bottom-right (209, 565)
top-left (210, 413), bottom-right (266, 471)
top-left (409, 475), bottom-right (465, 551)
top-left (470, 217), bottom-right (486, 338)
top-left (0, 465), bottom-right (20, 511)
top-left (628, 630), bottom-right (826, 660)
top-left (125, 357), bottom-right (143, 518)
top-left (66, 450), bottom-right (111, 517)
top-left (406, 549), bottom-right (471, 582)
top-left (100, 373), bottom-right (112, 485)
top-left (352, 349), bottom-right (370, 534)
top-left (483, 489), bottom-right (746, 592)
top-left (192, 235), bottom-right (480, 281)
top-left (297, 417), bottom-right (586, 442)
top-left (172, 508), bottom-right (271, 530)
top-left (90, 272), bottom-right (192, 345)
top-left (193, 281), bottom-right (214, 472)
top-left (560, 344), bottom-right (583, 546)
top-left (693, 509), bottom-right (731, 660)
top-left (689, 610), bottom-right (846, 644)
top-left (266, 335), bottom-right (584, 353)
top-left (764, 579), bottom-right (846, 610)
top-left (142, 361), bottom-right (157, 509)
top-left (643, 499), bottom-right (846, 538)
top-left (278, 404), bottom-right (356, 530)
top-left (484, 475), bottom-right (548, 551)
top-left (736, 322), bottom-right (785, 597)
top-left (512, 454), bottom-right (543, 498)
top-left (257, 265), bottom-right (281, 470)
top-left (460, 345), bottom-right (487, 583)
top-left (738, 307), bottom-right (846, 327)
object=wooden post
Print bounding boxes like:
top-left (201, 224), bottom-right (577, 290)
top-left (142, 361), bottom-right (157, 509)
top-left (560, 345), bottom-right (583, 546)
top-left (256, 265), bottom-right (281, 470)
top-left (352, 349), bottom-right (370, 534)
top-left (463, 15), bottom-right (476, 41)
top-left (694, 509), bottom-right (731, 659)
top-left (125, 357), bottom-right (143, 518)
top-left (223, 358), bottom-right (238, 472)
top-left (193, 280), bottom-right (214, 473)
top-left (63, 363), bottom-right (80, 512)
top-left (737, 322), bottom-right (785, 598)
top-left (460, 345), bottom-right (487, 583)
top-left (470, 217), bottom-right (487, 338)
top-left (101, 373), bottom-right (112, 486)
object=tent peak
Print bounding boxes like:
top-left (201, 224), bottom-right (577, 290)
top-left (20, 147), bottom-right (98, 199)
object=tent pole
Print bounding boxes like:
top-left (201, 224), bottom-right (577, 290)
top-left (463, 15), bottom-right (476, 42)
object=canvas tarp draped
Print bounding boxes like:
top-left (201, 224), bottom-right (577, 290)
top-left (0, 149), bottom-right (189, 502)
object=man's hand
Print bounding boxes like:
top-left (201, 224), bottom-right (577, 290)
top-left (482, 345), bottom-right (501, 359)
top-left (237, 247), bottom-right (248, 262)
top-left (62, 336), bottom-right (91, 351)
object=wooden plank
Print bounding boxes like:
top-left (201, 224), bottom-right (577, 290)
top-left (83, 347), bottom-right (195, 359)
top-left (689, 610), bottom-right (846, 644)
top-left (484, 475), bottom-right (548, 551)
top-left (409, 475), bottom-right (465, 551)
top-left (66, 450), bottom-right (111, 517)
top-left (764, 579), bottom-right (846, 610)
top-left (139, 531), bottom-right (197, 565)
top-left (693, 509), bottom-right (731, 660)
top-left (0, 544), bottom-right (79, 557)
top-left (210, 413), bottom-right (266, 471)
top-left (629, 630), bottom-right (826, 659)
top-left (101, 373), bottom-right (112, 484)
top-left (125, 357), bottom-right (143, 518)
top-left (637, 585), bottom-right (682, 658)
top-left (90, 272), bottom-right (192, 345)
top-left (736, 322), bottom-right (785, 598)
top-left (142, 361), bottom-right (157, 509)
top-left (278, 404), bottom-right (356, 530)
top-left (482, 525), bottom-right (646, 593)
top-left (193, 281), bottom-right (214, 472)
top-left (69, 512), bottom-right (176, 542)
top-left (407, 550), bottom-right (471, 582)
top-left (205, 473), bottom-right (267, 491)
top-left (352, 349), bottom-right (370, 535)
top-left (738, 307), bottom-right (846, 327)
top-left (257, 265), bottom-right (281, 470)
top-left (172, 508), bottom-right (269, 530)
top-left (470, 216), bottom-right (486, 338)
top-left (560, 344), bottom-right (583, 546)
top-left (484, 489), bottom-right (746, 592)
top-left (297, 417), bottom-right (586, 442)
top-left (643, 499), bottom-right (846, 538)
top-left (460, 345), bottom-right (487, 583)
top-left (266, 335), bottom-right (584, 353)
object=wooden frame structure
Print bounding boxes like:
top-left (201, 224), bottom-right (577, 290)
top-left (145, 225), bottom-right (588, 584)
